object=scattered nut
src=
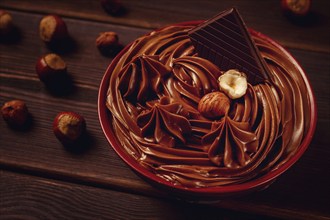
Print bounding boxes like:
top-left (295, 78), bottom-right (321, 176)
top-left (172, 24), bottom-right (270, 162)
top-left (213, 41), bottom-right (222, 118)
top-left (281, 0), bottom-right (311, 17)
top-left (39, 14), bottom-right (68, 43)
top-left (198, 92), bottom-right (231, 119)
top-left (96, 31), bottom-right (121, 56)
top-left (0, 10), bottom-right (13, 35)
top-left (218, 69), bottom-right (248, 99)
top-left (96, 31), bottom-right (118, 48)
top-left (53, 111), bottom-right (86, 146)
top-left (35, 53), bottom-right (67, 82)
top-left (1, 100), bottom-right (29, 127)
top-left (100, 0), bottom-right (124, 16)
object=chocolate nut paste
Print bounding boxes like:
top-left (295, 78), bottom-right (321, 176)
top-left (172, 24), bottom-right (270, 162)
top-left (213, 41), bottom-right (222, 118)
top-left (106, 25), bottom-right (310, 187)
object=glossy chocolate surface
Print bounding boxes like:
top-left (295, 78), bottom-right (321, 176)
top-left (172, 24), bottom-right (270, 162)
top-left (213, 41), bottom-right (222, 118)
top-left (106, 25), bottom-right (310, 188)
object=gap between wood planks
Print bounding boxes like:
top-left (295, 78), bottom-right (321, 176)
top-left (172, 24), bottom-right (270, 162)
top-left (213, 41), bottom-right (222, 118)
top-left (1, 3), bottom-right (329, 54)
top-left (0, 160), bottom-right (327, 220)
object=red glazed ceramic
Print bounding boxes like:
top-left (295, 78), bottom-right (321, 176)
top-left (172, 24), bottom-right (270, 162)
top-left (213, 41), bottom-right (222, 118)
top-left (98, 21), bottom-right (317, 200)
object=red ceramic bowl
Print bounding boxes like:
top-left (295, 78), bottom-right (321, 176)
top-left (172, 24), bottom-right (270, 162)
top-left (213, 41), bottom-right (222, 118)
top-left (98, 21), bottom-right (317, 200)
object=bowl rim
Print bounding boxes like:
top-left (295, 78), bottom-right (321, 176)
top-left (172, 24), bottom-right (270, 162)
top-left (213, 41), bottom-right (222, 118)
top-left (98, 21), bottom-right (317, 197)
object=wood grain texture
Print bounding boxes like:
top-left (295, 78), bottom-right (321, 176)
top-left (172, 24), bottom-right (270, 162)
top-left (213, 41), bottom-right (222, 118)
top-left (2, 171), bottom-right (279, 220)
top-left (0, 10), bottom-right (153, 193)
top-left (0, 0), bottom-right (329, 53)
top-left (1, 2), bottom-right (330, 220)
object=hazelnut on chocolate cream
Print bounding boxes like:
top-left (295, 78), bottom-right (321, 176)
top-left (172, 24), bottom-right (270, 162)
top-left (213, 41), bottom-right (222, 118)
top-left (218, 69), bottom-right (248, 99)
top-left (103, 7), bottom-right (313, 189)
top-left (198, 92), bottom-right (231, 119)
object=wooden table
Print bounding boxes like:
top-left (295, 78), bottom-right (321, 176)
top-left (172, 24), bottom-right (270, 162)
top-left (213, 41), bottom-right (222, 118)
top-left (1, 1), bottom-right (329, 219)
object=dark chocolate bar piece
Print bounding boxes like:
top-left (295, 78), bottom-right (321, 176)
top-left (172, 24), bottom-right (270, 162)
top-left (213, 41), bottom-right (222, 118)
top-left (188, 8), bottom-right (269, 84)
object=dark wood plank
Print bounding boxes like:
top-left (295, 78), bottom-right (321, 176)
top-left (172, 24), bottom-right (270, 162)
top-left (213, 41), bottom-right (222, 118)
top-left (0, 10), bottom-right (159, 200)
top-left (1, 8), bottom-right (329, 220)
top-left (0, 0), bottom-right (329, 53)
top-left (2, 170), bottom-right (280, 220)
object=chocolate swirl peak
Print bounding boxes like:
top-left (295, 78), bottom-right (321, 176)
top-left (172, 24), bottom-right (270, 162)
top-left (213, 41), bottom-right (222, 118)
top-left (202, 116), bottom-right (258, 168)
top-left (106, 24), bottom-right (311, 188)
top-left (137, 97), bottom-right (191, 148)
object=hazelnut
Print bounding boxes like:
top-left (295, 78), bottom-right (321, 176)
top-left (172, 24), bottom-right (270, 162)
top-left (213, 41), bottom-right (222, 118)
top-left (96, 31), bottom-right (122, 56)
top-left (218, 69), bottom-right (248, 99)
top-left (198, 92), bottom-right (231, 119)
top-left (1, 100), bottom-right (29, 127)
top-left (281, 0), bottom-right (311, 17)
top-left (36, 53), bottom-right (67, 82)
top-left (0, 10), bottom-right (13, 35)
top-left (100, 0), bottom-right (124, 16)
top-left (39, 14), bottom-right (68, 43)
top-left (53, 111), bottom-right (86, 146)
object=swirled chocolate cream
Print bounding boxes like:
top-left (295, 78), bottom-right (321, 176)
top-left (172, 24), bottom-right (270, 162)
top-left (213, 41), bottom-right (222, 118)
top-left (106, 8), bottom-right (311, 187)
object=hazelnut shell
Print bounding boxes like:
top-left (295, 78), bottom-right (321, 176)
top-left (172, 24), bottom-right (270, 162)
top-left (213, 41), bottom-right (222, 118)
top-left (0, 10), bottom-right (13, 35)
top-left (96, 31), bottom-right (122, 56)
top-left (35, 53), bottom-right (67, 82)
top-left (1, 100), bottom-right (29, 127)
top-left (281, 0), bottom-right (311, 17)
top-left (53, 111), bottom-right (86, 145)
top-left (39, 14), bottom-right (68, 43)
top-left (198, 92), bottom-right (231, 119)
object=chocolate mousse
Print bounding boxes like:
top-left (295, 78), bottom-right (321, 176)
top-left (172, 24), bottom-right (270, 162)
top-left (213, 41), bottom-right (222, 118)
top-left (106, 8), bottom-right (311, 188)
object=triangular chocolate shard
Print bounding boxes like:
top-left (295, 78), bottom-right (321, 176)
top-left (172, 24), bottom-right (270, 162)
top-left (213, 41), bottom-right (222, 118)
top-left (188, 8), bottom-right (269, 85)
